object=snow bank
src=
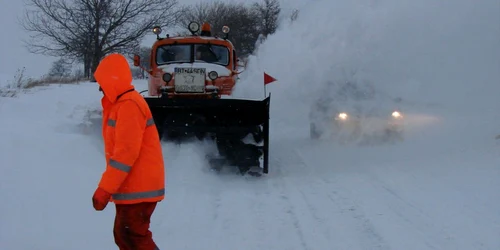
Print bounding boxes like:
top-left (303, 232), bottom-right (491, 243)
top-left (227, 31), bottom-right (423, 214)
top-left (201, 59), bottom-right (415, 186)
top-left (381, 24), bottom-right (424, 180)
top-left (0, 82), bottom-right (109, 249)
top-left (0, 80), bottom-right (160, 249)
top-left (234, 0), bottom-right (500, 124)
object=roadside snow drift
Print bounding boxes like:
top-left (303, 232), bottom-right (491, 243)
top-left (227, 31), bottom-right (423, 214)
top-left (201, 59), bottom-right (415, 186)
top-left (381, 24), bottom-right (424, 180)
top-left (1, 0), bottom-right (500, 249)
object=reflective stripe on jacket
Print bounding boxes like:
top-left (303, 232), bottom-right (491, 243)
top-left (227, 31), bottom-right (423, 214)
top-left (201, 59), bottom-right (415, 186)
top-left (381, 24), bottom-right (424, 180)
top-left (94, 53), bottom-right (165, 204)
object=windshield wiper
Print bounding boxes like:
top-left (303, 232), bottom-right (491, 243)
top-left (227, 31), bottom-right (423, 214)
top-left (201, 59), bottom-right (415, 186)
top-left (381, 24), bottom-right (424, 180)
top-left (205, 43), bottom-right (220, 60)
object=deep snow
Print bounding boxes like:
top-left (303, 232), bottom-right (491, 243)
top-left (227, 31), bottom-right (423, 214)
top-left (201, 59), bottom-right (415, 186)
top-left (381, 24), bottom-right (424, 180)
top-left (1, 0), bottom-right (500, 249)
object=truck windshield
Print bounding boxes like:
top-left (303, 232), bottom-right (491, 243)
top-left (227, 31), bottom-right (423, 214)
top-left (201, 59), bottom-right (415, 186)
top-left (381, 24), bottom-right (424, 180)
top-left (155, 44), bottom-right (229, 66)
top-left (194, 44), bottom-right (229, 65)
top-left (156, 44), bottom-right (191, 64)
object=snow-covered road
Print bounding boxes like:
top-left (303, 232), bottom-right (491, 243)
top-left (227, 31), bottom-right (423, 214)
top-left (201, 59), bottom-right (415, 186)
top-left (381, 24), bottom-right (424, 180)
top-left (1, 81), bottom-right (499, 250)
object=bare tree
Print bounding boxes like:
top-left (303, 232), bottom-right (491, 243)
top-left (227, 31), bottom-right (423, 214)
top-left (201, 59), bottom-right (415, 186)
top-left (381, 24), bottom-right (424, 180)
top-left (178, 1), bottom-right (261, 56)
top-left (21, 0), bottom-right (182, 80)
top-left (48, 58), bottom-right (72, 77)
top-left (252, 0), bottom-right (281, 38)
top-left (178, 1), bottom-right (233, 37)
top-left (222, 3), bottom-right (262, 56)
top-left (177, 1), bottom-right (223, 27)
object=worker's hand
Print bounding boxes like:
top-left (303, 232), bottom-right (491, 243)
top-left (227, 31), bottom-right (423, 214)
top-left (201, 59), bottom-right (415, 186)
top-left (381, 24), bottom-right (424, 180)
top-left (92, 187), bottom-right (111, 211)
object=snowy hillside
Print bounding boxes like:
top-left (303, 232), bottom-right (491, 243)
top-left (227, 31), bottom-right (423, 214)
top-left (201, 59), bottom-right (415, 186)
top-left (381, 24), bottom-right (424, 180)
top-left (1, 0), bottom-right (500, 249)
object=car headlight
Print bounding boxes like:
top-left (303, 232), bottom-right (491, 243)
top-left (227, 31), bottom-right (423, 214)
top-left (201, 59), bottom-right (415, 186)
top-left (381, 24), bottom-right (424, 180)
top-left (337, 112), bottom-right (348, 120)
top-left (391, 111), bottom-right (402, 118)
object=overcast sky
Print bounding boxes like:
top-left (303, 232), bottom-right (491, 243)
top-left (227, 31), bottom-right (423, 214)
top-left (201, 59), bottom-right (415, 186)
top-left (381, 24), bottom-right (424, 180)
top-left (0, 0), bottom-right (250, 78)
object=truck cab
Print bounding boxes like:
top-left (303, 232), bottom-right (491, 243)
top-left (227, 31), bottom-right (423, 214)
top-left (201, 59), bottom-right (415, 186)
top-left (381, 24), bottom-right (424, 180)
top-left (134, 22), bottom-right (243, 98)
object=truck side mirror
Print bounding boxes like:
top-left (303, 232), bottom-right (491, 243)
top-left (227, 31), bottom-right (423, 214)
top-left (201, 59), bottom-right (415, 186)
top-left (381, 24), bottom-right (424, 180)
top-left (133, 55), bottom-right (141, 66)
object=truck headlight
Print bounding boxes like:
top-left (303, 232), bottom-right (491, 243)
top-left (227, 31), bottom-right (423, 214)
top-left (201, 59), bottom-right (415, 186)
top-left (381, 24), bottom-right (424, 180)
top-left (188, 22), bottom-right (200, 33)
top-left (152, 26), bottom-right (162, 35)
top-left (208, 71), bottom-right (218, 80)
top-left (162, 73), bottom-right (172, 82)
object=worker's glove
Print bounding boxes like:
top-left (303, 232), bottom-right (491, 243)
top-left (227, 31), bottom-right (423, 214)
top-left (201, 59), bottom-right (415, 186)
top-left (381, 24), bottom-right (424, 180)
top-left (92, 187), bottom-right (111, 211)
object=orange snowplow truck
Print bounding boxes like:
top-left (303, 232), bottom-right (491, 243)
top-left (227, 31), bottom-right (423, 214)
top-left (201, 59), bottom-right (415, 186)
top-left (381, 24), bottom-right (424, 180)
top-left (132, 22), bottom-right (270, 176)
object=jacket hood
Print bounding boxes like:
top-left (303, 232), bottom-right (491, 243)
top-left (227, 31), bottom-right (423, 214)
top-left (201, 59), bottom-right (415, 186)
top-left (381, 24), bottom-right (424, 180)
top-left (94, 53), bottom-right (134, 103)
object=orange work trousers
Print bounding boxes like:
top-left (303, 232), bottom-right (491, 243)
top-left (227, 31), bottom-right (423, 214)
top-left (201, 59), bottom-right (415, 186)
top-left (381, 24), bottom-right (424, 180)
top-left (113, 202), bottom-right (159, 250)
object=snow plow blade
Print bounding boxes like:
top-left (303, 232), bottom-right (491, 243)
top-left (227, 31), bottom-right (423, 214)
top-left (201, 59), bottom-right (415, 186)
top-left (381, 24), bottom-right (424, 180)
top-left (144, 95), bottom-right (271, 174)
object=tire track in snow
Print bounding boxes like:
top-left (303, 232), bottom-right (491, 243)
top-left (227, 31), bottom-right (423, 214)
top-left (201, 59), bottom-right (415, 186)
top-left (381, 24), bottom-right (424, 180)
top-left (206, 182), bottom-right (276, 249)
top-left (360, 172), bottom-right (458, 250)
top-left (297, 188), bottom-right (332, 237)
top-left (247, 186), bottom-right (275, 250)
top-left (316, 159), bottom-right (462, 250)
top-left (272, 154), bottom-right (338, 247)
top-left (270, 151), bottom-right (316, 250)
top-left (323, 184), bottom-right (391, 250)
top-left (270, 176), bottom-right (311, 250)
top-left (295, 146), bottom-right (391, 249)
top-left (270, 144), bottom-right (391, 250)
top-left (308, 170), bottom-right (391, 250)
top-left (205, 186), bottom-right (226, 249)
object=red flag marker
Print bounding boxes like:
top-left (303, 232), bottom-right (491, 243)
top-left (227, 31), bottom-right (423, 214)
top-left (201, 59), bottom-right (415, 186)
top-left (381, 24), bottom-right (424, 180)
top-left (264, 72), bottom-right (276, 85)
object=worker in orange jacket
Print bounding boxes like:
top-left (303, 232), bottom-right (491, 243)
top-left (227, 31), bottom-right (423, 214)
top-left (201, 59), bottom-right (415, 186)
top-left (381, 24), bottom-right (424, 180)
top-left (91, 53), bottom-right (165, 250)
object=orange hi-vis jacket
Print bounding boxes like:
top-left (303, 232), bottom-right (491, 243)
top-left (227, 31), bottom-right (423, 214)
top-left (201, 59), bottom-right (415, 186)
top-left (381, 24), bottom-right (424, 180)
top-left (94, 53), bottom-right (165, 205)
